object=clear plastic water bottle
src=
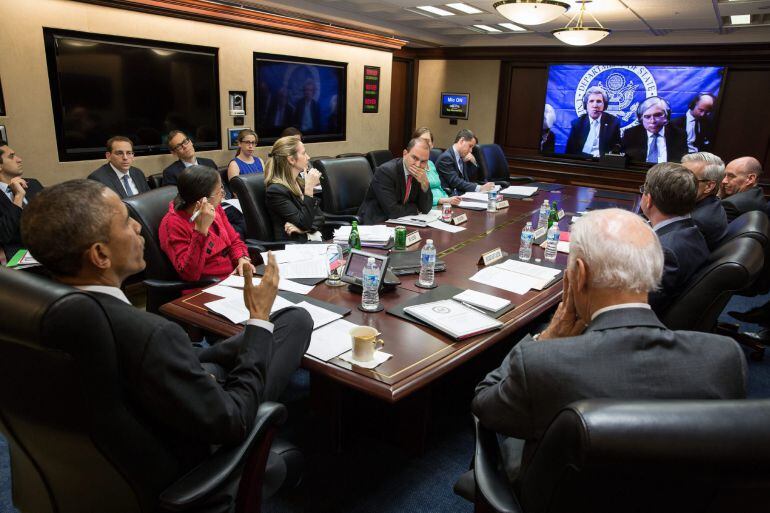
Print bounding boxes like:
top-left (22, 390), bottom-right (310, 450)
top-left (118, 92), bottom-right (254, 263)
top-left (537, 199), bottom-right (550, 230)
top-left (487, 191), bottom-right (497, 212)
top-left (361, 257), bottom-right (380, 311)
top-left (545, 224), bottom-right (560, 262)
top-left (419, 239), bottom-right (436, 287)
top-left (519, 221), bottom-right (534, 262)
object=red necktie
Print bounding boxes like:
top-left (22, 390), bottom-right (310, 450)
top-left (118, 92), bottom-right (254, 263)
top-left (403, 175), bottom-right (413, 204)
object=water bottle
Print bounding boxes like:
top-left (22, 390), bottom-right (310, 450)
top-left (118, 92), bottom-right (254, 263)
top-left (519, 221), bottom-right (534, 262)
top-left (487, 191), bottom-right (497, 212)
top-left (419, 239), bottom-right (436, 287)
top-left (545, 224), bottom-right (560, 262)
top-left (537, 200), bottom-right (550, 230)
top-left (361, 257), bottom-right (380, 311)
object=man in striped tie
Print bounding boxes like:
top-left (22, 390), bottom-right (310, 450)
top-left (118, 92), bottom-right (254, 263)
top-left (87, 136), bottom-right (150, 199)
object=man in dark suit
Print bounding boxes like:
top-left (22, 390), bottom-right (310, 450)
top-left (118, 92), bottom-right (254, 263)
top-left (21, 179), bottom-right (312, 512)
top-left (621, 96), bottom-right (688, 164)
top-left (640, 162), bottom-right (710, 314)
top-left (681, 152), bottom-right (728, 249)
top-left (293, 79), bottom-right (321, 134)
top-left (564, 86), bottom-right (621, 157)
top-left (670, 93), bottom-right (716, 153)
top-left (265, 87), bottom-right (295, 134)
top-left (0, 142), bottom-right (43, 260)
top-left (161, 130), bottom-right (218, 186)
top-left (436, 129), bottom-right (495, 195)
top-left (88, 136), bottom-right (150, 198)
top-left (357, 138), bottom-right (433, 225)
top-left (472, 208), bottom-right (746, 484)
top-left (720, 156), bottom-right (768, 222)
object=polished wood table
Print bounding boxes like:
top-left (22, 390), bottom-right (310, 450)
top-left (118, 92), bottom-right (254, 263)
top-left (160, 184), bottom-right (640, 406)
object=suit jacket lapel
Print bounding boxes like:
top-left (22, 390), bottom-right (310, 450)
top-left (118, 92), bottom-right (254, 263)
top-left (396, 159), bottom-right (407, 202)
top-left (107, 166), bottom-right (128, 199)
top-left (449, 147), bottom-right (465, 179)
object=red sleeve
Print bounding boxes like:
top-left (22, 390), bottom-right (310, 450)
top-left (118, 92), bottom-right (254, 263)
top-left (160, 213), bottom-right (210, 281)
top-left (218, 206), bottom-right (248, 265)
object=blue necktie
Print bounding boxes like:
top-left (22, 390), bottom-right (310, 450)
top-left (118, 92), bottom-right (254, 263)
top-left (456, 155), bottom-right (465, 180)
top-left (646, 133), bottom-right (659, 164)
top-left (121, 174), bottom-right (135, 197)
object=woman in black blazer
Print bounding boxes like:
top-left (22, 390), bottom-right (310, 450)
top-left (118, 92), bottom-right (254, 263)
top-left (264, 135), bottom-right (324, 242)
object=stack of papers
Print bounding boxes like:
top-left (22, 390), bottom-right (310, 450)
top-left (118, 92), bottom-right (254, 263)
top-left (454, 289), bottom-right (511, 312)
top-left (499, 186), bottom-right (538, 197)
top-left (460, 192), bottom-right (492, 203)
top-left (457, 200), bottom-right (487, 211)
top-left (259, 245), bottom-right (330, 280)
top-left (306, 319), bottom-right (358, 361)
top-left (427, 220), bottom-right (466, 233)
top-left (385, 209), bottom-right (442, 227)
top-left (261, 244), bottom-right (331, 264)
top-left (334, 225), bottom-right (394, 248)
top-left (469, 259), bottom-right (561, 295)
top-left (220, 274), bottom-right (315, 295)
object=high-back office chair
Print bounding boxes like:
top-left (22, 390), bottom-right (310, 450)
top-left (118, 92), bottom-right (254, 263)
top-left (219, 166), bottom-right (234, 199)
top-left (661, 236), bottom-right (764, 331)
top-left (314, 157), bottom-right (371, 217)
top-left (123, 186), bottom-right (217, 313)
top-left (310, 156), bottom-right (333, 169)
top-left (429, 147), bottom-right (444, 164)
top-left (366, 149), bottom-right (393, 172)
top-left (0, 267), bottom-right (298, 513)
top-left (461, 399), bottom-right (770, 513)
top-left (147, 173), bottom-right (164, 190)
top-left (336, 152), bottom-right (365, 159)
top-left (229, 174), bottom-right (286, 252)
top-left (476, 144), bottom-right (533, 186)
top-left (719, 210), bottom-right (769, 250)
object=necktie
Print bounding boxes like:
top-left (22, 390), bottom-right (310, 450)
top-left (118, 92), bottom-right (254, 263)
top-left (403, 175), bottom-right (413, 204)
top-left (647, 133), bottom-right (659, 164)
top-left (590, 120), bottom-right (600, 155)
top-left (121, 174), bottom-right (135, 197)
top-left (457, 155), bottom-right (465, 179)
top-left (695, 120), bottom-right (701, 138)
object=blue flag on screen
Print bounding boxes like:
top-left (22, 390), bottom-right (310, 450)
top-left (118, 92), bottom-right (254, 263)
top-left (544, 64), bottom-right (725, 154)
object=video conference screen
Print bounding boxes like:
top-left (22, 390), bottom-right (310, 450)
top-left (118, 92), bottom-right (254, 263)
top-left (254, 53), bottom-right (346, 145)
top-left (541, 64), bottom-right (725, 164)
top-left (44, 29), bottom-right (221, 161)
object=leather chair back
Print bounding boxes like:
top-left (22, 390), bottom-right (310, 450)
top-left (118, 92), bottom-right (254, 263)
top-left (310, 156), bottom-right (333, 169)
top-left (430, 147), bottom-right (444, 165)
top-left (0, 268), bottom-right (181, 513)
top-left (476, 144), bottom-right (510, 182)
top-left (123, 186), bottom-right (179, 281)
top-left (147, 173), bottom-right (163, 190)
top-left (315, 157), bottom-right (373, 216)
top-left (219, 166), bottom-right (234, 199)
top-left (366, 150), bottom-right (393, 172)
top-left (336, 152), bottom-right (365, 159)
top-left (661, 236), bottom-right (764, 331)
top-left (720, 210), bottom-right (769, 250)
top-left (230, 174), bottom-right (276, 242)
top-left (518, 399), bottom-right (770, 513)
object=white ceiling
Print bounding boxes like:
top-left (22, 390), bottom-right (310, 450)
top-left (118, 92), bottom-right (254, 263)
top-left (228, 0), bottom-right (770, 47)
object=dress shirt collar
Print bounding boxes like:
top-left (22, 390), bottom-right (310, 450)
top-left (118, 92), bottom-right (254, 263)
top-left (402, 159), bottom-right (410, 181)
top-left (0, 181), bottom-right (11, 199)
top-left (653, 214), bottom-right (690, 232)
top-left (75, 285), bottom-right (131, 304)
top-left (182, 158), bottom-right (198, 168)
top-left (686, 110), bottom-right (695, 125)
top-left (109, 163), bottom-right (130, 177)
top-left (591, 302), bottom-right (651, 321)
top-left (647, 126), bottom-right (665, 139)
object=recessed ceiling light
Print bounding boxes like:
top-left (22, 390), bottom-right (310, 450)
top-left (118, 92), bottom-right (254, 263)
top-left (416, 5), bottom-right (455, 16)
top-left (474, 24), bottom-right (503, 32)
top-left (730, 14), bottom-right (751, 25)
top-left (446, 3), bottom-right (483, 14)
top-left (498, 22), bottom-right (526, 31)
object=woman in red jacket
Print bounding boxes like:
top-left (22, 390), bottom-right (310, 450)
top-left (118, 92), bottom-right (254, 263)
top-left (159, 165), bottom-right (255, 281)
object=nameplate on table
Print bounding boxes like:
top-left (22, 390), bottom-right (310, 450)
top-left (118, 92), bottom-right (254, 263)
top-left (478, 247), bottom-right (506, 266)
top-left (533, 226), bottom-right (546, 240)
top-left (405, 231), bottom-right (421, 247)
top-left (495, 200), bottom-right (510, 210)
top-left (557, 209), bottom-right (565, 220)
top-left (452, 213), bottom-right (468, 225)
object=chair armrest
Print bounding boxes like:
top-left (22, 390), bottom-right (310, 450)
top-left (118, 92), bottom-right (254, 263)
top-left (244, 240), bottom-right (295, 255)
top-left (493, 180), bottom-right (511, 188)
top-left (323, 213), bottom-right (361, 226)
top-left (143, 278), bottom-right (219, 291)
top-left (508, 176), bottom-right (534, 183)
top-left (473, 416), bottom-right (523, 513)
top-left (159, 402), bottom-right (288, 511)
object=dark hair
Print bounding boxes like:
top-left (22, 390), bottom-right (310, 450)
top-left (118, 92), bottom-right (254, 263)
top-left (166, 129), bottom-right (186, 146)
top-left (21, 180), bottom-right (114, 277)
top-left (0, 148), bottom-right (4, 165)
top-left (280, 126), bottom-right (302, 139)
top-left (454, 128), bottom-right (475, 144)
top-left (644, 162), bottom-right (698, 216)
top-left (174, 165), bottom-right (220, 210)
top-left (406, 137), bottom-right (430, 152)
top-left (106, 136), bottom-right (133, 152)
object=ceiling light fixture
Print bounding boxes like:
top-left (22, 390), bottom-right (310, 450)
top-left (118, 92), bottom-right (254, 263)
top-left (493, 0), bottom-right (570, 26)
top-left (474, 24), bottom-right (503, 32)
top-left (416, 5), bottom-right (455, 16)
top-left (446, 3), bottom-right (483, 14)
top-left (498, 22), bottom-right (527, 31)
top-left (552, 0), bottom-right (611, 46)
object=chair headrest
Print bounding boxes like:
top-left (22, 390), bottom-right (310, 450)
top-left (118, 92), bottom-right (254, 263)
top-left (124, 186), bottom-right (179, 280)
top-left (724, 210), bottom-right (770, 249)
top-left (230, 174), bottom-right (274, 241)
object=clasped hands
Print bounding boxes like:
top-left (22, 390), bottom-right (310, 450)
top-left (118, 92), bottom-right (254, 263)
top-left (406, 162), bottom-right (430, 192)
top-left (538, 273), bottom-right (587, 341)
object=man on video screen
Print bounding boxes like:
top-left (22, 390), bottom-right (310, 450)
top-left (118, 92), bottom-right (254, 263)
top-left (622, 96), bottom-right (688, 164)
top-left (670, 93), bottom-right (716, 153)
top-left (565, 86), bottom-right (621, 157)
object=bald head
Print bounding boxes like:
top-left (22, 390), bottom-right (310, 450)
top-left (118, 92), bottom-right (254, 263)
top-left (722, 156), bottom-right (762, 197)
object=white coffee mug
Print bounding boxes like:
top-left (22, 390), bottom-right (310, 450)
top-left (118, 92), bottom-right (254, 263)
top-left (349, 326), bottom-right (384, 362)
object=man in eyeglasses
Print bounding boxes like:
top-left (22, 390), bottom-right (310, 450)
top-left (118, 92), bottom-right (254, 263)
top-left (621, 96), bottom-right (688, 164)
top-left (88, 136), bottom-right (150, 198)
top-left (681, 152), bottom-right (728, 250)
top-left (162, 130), bottom-right (218, 186)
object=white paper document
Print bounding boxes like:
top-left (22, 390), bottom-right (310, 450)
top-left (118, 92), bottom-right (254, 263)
top-left (279, 257), bottom-right (328, 280)
top-left (460, 192), bottom-right (491, 203)
top-left (306, 319), bottom-right (359, 361)
top-left (499, 186), bottom-right (538, 197)
top-left (262, 244), bottom-right (331, 264)
top-left (221, 198), bottom-right (242, 213)
top-left (497, 259), bottom-right (561, 282)
top-left (204, 295), bottom-right (295, 324)
top-left (338, 349), bottom-right (392, 369)
top-left (294, 301), bottom-right (342, 329)
top-left (469, 259), bottom-right (561, 294)
top-left (333, 225), bottom-right (393, 243)
top-left (457, 200), bottom-right (487, 211)
top-left (404, 299), bottom-right (502, 340)
top-left (426, 220), bottom-right (466, 233)
top-left (204, 284), bottom-right (246, 301)
top-left (385, 209), bottom-right (442, 226)
top-left (454, 289), bottom-right (511, 312)
top-left (219, 274), bottom-right (315, 295)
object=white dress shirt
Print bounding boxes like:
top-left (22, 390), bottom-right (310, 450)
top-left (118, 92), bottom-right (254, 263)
top-left (110, 163), bottom-right (139, 196)
top-left (652, 214), bottom-right (690, 233)
top-left (0, 181), bottom-right (27, 206)
top-left (685, 110), bottom-right (697, 153)
top-left (646, 127), bottom-right (667, 164)
top-left (591, 302), bottom-right (651, 321)
top-left (582, 117), bottom-right (601, 157)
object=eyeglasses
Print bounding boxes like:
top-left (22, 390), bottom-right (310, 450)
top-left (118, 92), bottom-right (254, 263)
top-left (240, 140), bottom-right (257, 146)
top-left (696, 178), bottom-right (714, 183)
top-left (113, 151), bottom-right (134, 157)
top-left (208, 183), bottom-right (225, 200)
top-left (642, 112), bottom-right (667, 121)
top-left (171, 137), bottom-right (191, 152)
top-left (638, 185), bottom-right (647, 194)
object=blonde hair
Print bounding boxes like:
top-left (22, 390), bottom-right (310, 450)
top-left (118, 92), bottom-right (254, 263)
top-left (265, 136), bottom-right (304, 197)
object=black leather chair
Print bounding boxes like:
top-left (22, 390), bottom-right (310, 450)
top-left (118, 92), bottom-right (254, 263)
top-left (310, 156), bottom-right (333, 169)
top-left (123, 186), bottom-right (218, 313)
top-left (335, 152), bottom-right (365, 159)
top-left (229, 174), bottom-right (289, 252)
top-left (148, 173), bottom-right (164, 190)
top-left (366, 149), bottom-right (393, 172)
top-left (0, 267), bottom-right (299, 513)
top-left (476, 144), bottom-right (533, 187)
top-left (460, 399), bottom-right (770, 513)
top-left (314, 156), bottom-right (371, 218)
top-left (661, 236), bottom-right (765, 331)
top-left (719, 210), bottom-right (770, 250)
top-left (429, 147), bottom-right (444, 164)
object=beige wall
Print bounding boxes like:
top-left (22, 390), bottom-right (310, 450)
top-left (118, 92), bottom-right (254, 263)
top-left (0, 0), bottom-right (392, 185)
top-left (415, 59), bottom-right (500, 149)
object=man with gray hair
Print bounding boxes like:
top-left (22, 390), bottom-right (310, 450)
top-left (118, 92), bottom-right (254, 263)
top-left (621, 96), bottom-right (688, 163)
top-left (682, 152), bottom-right (728, 249)
top-left (565, 85), bottom-right (620, 157)
top-left (640, 162), bottom-right (709, 314)
top-left (720, 156), bottom-right (768, 222)
top-left (471, 208), bottom-right (745, 484)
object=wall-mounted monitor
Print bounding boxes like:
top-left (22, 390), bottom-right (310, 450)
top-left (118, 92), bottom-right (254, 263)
top-left (541, 64), bottom-right (725, 165)
top-left (43, 29), bottom-right (221, 162)
top-left (254, 53), bottom-right (346, 146)
top-left (440, 92), bottom-right (470, 120)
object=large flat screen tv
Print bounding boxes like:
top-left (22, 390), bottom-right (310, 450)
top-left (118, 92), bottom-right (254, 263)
top-left (44, 29), bottom-right (220, 161)
top-left (541, 64), bottom-right (725, 165)
top-left (254, 53), bottom-right (346, 145)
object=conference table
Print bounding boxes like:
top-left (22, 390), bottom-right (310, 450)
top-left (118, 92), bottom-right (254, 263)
top-left (160, 182), bottom-right (640, 450)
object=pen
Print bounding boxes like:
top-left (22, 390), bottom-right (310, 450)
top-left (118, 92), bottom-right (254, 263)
top-left (189, 208), bottom-right (201, 223)
top-left (460, 301), bottom-right (488, 314)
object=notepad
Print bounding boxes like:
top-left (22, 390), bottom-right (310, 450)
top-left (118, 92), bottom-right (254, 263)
top-left (453, 289), bottom-right (511, 312)
top-left (306, 319), bottom-right (359, 361)
top-left (403, 299), bottom-right (502, 340)
top-left (499, 186), bottom-right (538, 197)
top-left (457, 201), bottom-right (487, 211)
